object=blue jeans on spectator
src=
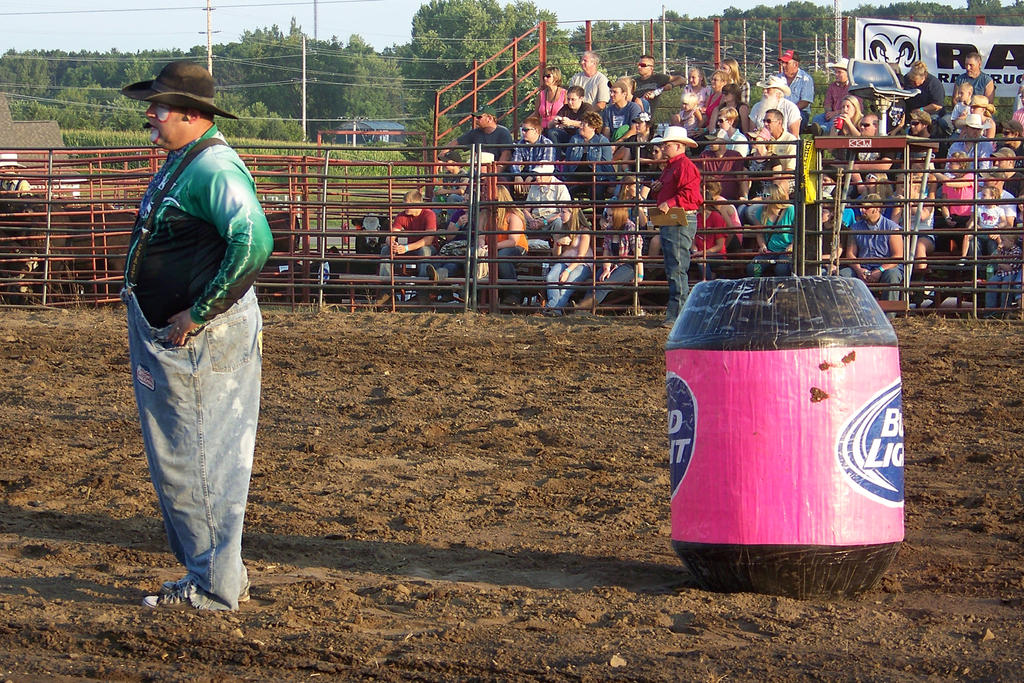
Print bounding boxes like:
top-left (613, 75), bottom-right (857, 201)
top-left (660, 218), bottom-right (698, 322)
top-left (838, 266), bottom-right (903, 301)
top-left (695, 258), bottom-right (723, 281)
top-left (545, 127), bottom-right (574, 151)
top-left (985, 269), bottom-right (1022, 309)
top-left (498, 245), bottom-right (526, 302)
top-left (546, 262), bottom-right (592, 309)
top-left (592, 264), bottom-right (640, 304)
top-left (378, 244), bottom-right (436, 279)
top-left (125, 288), bottom-right (262, 611)
top-left (747, 253), bottom-right (793, 277)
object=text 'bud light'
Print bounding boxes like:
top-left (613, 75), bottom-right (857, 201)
top-left (666, 372), bottom-right (696, 497)
top-left (835, 380), bottom-right (905, 507)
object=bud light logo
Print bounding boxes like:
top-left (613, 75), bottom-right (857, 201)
top-left (666, 372), bottom-right (696, 497)
top-left (835, 380), bottom-right (904, 507)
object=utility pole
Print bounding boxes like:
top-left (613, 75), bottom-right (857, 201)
top-left (761, 30), bottom-right (767, 84)
top-left (742, 20), bottom-right (748, 82)
top-left (834, 0), bottom-right (842, 61)
top-left (314, 0), bottom-right (319, 41)
top-left (206, 0), bottom-right (214, 74)
top-left (661, 6), bottom-right (667, 74)
top-left (302, 35), bottom-right (308, 142)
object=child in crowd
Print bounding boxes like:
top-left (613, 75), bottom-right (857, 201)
top-left (950, 82), bottom-right (974, 131)
top-left (985, 230), bottom-right (1023, 311)
top-left (963, 184), bottom-right (1010, 260)
top-left (955, 95), bottom-right (997, 137)
top-left (572, 202), bottom-right (643, 311)
top-left (683, 67), bottom-right (710, 112)
top-left (692, 189), bottom-right (729, 280)
top-left (671, 92), bottom-right (704, 135)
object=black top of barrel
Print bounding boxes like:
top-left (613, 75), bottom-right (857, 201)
top-left (667, 277), bottom-right (898, 351)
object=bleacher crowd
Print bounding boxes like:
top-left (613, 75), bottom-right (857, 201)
top-left (342, 49), bottom-right (1024, 317)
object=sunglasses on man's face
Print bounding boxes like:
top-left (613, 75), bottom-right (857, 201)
top-left (543, 73), bottom-right (553, 79)
top-left (638, 63), bottom-right (654, 68)
top-left (859, 122), bottom-right (875, 128)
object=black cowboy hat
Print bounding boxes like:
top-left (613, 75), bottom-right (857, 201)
top-left (121, 61), bottom-right (237, 119)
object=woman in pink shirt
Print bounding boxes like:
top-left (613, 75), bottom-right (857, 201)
top-left (536, 67), bottom-right (567, 130)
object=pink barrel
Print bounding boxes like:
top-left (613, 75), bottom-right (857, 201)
top-left (666, 277), bottom-right (903, 598)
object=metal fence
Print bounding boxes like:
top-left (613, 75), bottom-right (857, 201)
top-left (1, 138), bottom-right (1022, 318)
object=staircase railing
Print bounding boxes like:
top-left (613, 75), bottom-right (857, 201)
top-left (432, 22), bottom-right (547, 154)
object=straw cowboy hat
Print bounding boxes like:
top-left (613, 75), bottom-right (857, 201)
top-left (826, 58), bottom-right (850, 71)
top-left (651, 125), bottom-right (697, 148)
top-left (121, 61), bottom-right (237, 119)
top-left (0, 152), bottom-right (25, 168)
top-left (969, 94), bottom-right (996, 114)
top-left (757, 75), bottom-right (791, 96)
top-left (962, 113), bottom-right (986, 129)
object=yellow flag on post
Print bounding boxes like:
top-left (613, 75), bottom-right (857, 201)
top-left (802, 137), bottom-right (817, 204)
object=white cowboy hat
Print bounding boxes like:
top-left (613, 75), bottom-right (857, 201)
top-left (531, 164), bottom-right (555, 175)
top-left (0, 153), bottom-right (25, 168)
top-left (650, 125), bottom-right (697, 148)
top-left (826, 58), bottom-right (850, 71)
top-left (963, 113), bottom-right (986, 130)
top-left (757, 76), bottom-right (791, 97)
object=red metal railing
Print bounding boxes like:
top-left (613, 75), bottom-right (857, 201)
top-left (432, 22), bottom-right (547, 152)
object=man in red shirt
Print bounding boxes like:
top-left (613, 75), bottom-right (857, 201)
top-left (696, 135), bottom-right (744, 200)
top-left (651, 126), bottom-right (702, 327)
top-left (376, 188), bottom-right (437, 305)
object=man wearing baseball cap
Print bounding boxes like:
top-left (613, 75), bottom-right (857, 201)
top-left (120, 61), bottom-right (272, 611)
top-left (650, 126), bottom-right (702, 328)
top-left (452, 104), bottom-right (513, 169)
top-left (778, 50), bottom-right (814, 130)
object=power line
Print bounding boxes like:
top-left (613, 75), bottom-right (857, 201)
top-left (0, 0), bottom-right (383, 18)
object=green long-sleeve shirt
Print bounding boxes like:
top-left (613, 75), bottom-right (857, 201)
top-left (126, 126), bottom-right (272, 327)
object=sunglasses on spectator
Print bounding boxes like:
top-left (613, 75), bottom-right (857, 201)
top-left (638, 62), bottom-right (654, 68)
top-left (521, 127), bottom-right (535, 133)
top-left (762, 118), bottom-right (775, 125)
top-left (542, 73), bottom-right (553, 79)
top-left (717, 118), bottom-right (727, 124)
top-left (859, 122), bottom-right (875, 128)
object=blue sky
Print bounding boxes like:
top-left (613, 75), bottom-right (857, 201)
top-left (2, 1), bottom-right (814, 54)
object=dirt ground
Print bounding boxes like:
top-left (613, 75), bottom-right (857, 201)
top-left (0, 309), bottom-right (1021, 681)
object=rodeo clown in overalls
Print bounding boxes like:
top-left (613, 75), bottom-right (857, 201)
top-left (120, 61), bottom-right (272, 610)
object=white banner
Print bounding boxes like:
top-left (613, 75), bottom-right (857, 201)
top-left (854, 18), bottom-right (1024, 97)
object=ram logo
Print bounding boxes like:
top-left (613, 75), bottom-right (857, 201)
top-left (862, 22), bottom-right (922, 71)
